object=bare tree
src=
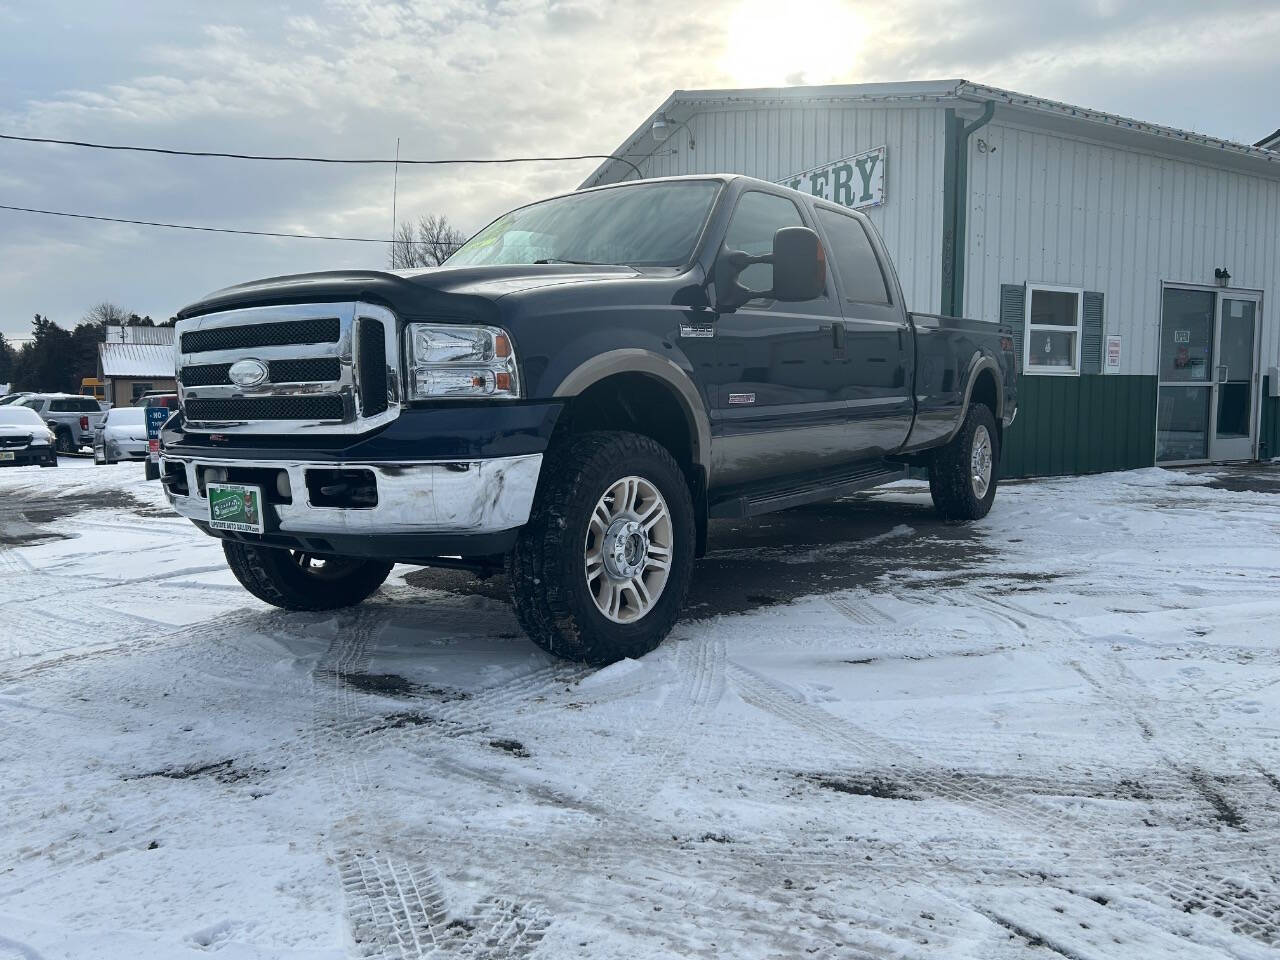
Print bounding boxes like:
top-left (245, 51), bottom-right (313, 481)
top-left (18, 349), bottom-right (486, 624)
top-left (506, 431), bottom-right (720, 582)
top-left (390, 213), bottom-right (467, 269)
top-left (83, 301), bottom-right (132, 327)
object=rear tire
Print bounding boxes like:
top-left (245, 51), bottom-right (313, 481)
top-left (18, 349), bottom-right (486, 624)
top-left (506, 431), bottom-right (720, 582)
top-left (55, 429), bottom-right (75, 455)
top-left (222, 541), bottom-right (393, 611)
top-left (509, 431), bottom-right (695, 665)
top-left (929, 403), bottom-right (999, 522)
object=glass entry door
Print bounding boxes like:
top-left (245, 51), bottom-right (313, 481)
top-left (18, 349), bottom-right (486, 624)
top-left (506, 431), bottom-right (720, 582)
top-left (1157, 288), bottom-right (1262, 464)
top-left (1210, 298), bottom-right (1259, 461)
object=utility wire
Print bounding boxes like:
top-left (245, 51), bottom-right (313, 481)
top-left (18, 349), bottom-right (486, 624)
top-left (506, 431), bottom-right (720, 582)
top-left (0, 203), bottom-right (389, 242)
top-left (0, 132), bottom-right (645, 178)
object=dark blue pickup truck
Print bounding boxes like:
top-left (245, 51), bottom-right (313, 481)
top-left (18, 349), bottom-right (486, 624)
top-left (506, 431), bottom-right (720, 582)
top-left (161, 174), bottom-right (1017, 663)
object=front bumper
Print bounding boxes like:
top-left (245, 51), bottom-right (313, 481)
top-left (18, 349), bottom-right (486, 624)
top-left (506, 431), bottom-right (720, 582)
top-left (105, 439), bottom-right (149, 460)
top-left (161, 452), bottom-right (542, 560)
top-left (0, 446), bottom-right (56, 466)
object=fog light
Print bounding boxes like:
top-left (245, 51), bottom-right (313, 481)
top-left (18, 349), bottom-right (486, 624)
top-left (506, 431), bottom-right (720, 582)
top-left (276, 471), bottom-right (292, 499)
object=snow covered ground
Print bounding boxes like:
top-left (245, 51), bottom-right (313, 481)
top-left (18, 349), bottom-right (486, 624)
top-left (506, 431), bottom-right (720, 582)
top-left (2, 458), bottom-right (1279, 959)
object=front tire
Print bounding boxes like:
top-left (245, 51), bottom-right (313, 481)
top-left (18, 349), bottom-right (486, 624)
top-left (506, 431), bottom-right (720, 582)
top-left (509, 431), bottom-right (695, 665)
top-left (222, 541), bottom-right (393, 611)
top-left (929, 403), bottom-right (999, 522)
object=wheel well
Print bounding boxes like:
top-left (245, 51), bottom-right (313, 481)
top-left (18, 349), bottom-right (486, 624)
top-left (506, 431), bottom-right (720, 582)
top-left (554, 373), bottom-right (697, 476)
top-left (969, 368), bottom-right (1002, 448)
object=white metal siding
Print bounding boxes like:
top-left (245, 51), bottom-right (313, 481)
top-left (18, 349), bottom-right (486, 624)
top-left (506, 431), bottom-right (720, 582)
top-left (635, 105), bottom-right (948, 314)
top-left (964, 120), bottom-right (1280, 376)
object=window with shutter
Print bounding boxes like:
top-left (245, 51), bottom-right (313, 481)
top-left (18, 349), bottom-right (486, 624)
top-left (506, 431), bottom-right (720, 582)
top-left (999, 284), bottom-right (1026, 370)
top-left (1082, 291), bottom-right (1105, 374)
top-left (1022, 283), bottom-right (1084, 376)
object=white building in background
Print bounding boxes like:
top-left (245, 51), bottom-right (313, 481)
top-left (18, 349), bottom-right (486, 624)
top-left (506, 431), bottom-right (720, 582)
top-left (586, 80), bottom-right (1280, 476)
top-left (97, 324), bottom-right (176, 407)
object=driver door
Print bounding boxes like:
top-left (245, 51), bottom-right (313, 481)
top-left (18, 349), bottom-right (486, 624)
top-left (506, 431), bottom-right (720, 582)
top-left (696, 189), bottom-right (847, 489)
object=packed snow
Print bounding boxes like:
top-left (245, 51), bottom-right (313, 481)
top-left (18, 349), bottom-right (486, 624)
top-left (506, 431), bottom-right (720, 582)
top-left (2, 457), bottom-right (1279, 959)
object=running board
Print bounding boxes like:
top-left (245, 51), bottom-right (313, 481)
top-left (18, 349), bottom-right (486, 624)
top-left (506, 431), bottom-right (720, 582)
top-left (709, 463), bottom-right (908, 519)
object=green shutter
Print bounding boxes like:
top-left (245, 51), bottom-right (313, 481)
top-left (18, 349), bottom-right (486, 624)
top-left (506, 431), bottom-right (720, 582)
top-left (999, 283), bottom-right (1026, 369)
top-left (1082, 291), bottom-right (1104, 374)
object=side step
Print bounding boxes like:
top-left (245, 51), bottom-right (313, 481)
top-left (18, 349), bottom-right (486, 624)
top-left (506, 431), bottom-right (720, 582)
top-left (709, 463), bottom-right (909, 519)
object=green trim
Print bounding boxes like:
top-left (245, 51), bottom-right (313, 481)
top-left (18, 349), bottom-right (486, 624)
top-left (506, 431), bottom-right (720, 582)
top-left (1261, 376), bottom-right (1280, 461)
top-left (939, 102), bottom-right (995, 317)
top-left (1000, 375), bottom-right (1158, 479)
top-left (940, 108), bottom-right (959, 316)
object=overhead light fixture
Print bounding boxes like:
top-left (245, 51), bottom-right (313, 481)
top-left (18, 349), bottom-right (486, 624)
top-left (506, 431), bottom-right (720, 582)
top-left (1214, 267), bottom-right (1231, 287)
top-left (651, 115), bottom-right (672, 142)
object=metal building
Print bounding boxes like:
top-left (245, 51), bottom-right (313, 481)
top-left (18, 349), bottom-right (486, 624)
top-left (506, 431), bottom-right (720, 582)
top-left (585, 80), bottom-right (1280, 477)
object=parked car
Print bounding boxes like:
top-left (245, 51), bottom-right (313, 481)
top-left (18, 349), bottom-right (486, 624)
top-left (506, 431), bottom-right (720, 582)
top-left (132, 391), bottom-right (180, 409)
top-left (0, 405), bottom-right (58, 467)
top-left (160, 174), bottom-right (1017, 664)
top-left (0, 392), bottom-right (33, 406)
top-left (93, 406), bottom-right (151, 464)
top-left (17, 393), bottom-right (107, 453)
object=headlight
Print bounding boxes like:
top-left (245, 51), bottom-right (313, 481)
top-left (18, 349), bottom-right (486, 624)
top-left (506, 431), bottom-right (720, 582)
top-left (31, 431), bottom-right (53, 446)
top-left (404, 324), bottom-right (519, 400)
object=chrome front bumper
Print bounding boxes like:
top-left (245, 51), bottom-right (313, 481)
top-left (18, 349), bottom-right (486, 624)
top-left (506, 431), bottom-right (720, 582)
top-left (161, 453), bottom-right (542, 537)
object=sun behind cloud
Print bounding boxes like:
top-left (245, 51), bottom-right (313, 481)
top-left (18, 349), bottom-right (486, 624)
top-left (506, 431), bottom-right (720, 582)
top-left (720, 0), bottom-right (865, 87)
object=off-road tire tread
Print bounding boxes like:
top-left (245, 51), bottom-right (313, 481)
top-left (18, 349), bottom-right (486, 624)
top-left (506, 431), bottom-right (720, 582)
top-left (509, 431), bottom-right (695, 665)
top-left (222, 541), bottom-right (393, 611)
top-left (929, 403), bottom-right (999, 522)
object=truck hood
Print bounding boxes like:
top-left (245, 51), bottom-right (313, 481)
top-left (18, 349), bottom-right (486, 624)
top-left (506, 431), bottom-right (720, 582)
top-left (177, 265), bottom-right (643, 322)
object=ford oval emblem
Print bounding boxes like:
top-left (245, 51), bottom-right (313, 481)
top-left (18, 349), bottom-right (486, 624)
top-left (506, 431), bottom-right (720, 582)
top-left (228, 358), bottom-right (269, 388)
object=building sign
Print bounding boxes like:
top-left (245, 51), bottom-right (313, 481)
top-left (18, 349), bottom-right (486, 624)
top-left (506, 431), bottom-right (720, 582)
top-left (1105, 335), bottom-right (1122, 372)
top-left (779, 146), bottom-right (887, 210)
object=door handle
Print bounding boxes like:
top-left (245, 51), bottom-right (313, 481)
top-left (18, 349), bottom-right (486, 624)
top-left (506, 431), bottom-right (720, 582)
top-left (832, 322), bottom-right (846, 352)
top-left (1217, 364), bottom-right (1229, 383)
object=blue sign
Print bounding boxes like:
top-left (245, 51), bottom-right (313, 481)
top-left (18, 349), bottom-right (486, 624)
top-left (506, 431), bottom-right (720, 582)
top-left (145, 405), bottom-right (169, 438)
top-left (145, 405), bottom-right (169, 462)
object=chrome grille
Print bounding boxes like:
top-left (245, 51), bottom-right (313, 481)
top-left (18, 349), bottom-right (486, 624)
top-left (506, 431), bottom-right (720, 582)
top-left (180, 357), bottom-right (342, 387)
top-left (186, 397), bottom-right (346, 421)
top-left (179, 316), bottom-right (340, 353)
top-left (176, 301), bottom-right (400, 435)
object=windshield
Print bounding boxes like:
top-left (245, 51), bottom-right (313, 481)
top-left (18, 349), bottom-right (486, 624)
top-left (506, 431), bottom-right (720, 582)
top-left (0, 406), bottom-right (45, 427)
top-left (108, 408), bottom-right (146, 425)
top-left (446, 180), bottom-right (721, 268)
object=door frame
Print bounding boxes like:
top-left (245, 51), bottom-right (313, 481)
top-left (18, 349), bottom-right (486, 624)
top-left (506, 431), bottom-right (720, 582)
top-left (1155, 281), bottom-right (1265, 466)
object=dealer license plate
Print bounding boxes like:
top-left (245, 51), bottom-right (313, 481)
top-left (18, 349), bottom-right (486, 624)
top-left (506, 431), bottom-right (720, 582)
top-left (208, 482), bottom-right (265, 534)
top-left (0, 451), bottom-right (14, 461)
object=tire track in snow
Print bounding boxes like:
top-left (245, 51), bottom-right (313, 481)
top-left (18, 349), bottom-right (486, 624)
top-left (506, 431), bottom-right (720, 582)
top-left (307, 606), bottom-right (553, 959)
top-left (1067, 656), bottom-right (1280, 946)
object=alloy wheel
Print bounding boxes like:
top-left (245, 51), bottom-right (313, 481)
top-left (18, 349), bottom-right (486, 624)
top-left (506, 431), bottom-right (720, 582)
top-left (584, 475), bottom-right (673, 623)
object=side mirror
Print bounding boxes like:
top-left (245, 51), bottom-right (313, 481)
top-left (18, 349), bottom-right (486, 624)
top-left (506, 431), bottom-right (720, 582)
top-left (770, 226), bottom-right (825, 302)
top-left (713, 226), bottom-right (825, 312)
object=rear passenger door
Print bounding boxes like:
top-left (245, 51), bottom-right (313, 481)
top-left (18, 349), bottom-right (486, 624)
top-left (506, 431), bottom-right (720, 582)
top-left (703, 189), bottom-right (847, 489)
top-left (813, 205), bottom-right (914, 457)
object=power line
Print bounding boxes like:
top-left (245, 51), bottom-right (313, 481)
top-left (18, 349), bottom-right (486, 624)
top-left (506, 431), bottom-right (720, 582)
top-left (0, 203), bottom-right (389, 242)
top-left (0, 132), bottom-right (645, 178)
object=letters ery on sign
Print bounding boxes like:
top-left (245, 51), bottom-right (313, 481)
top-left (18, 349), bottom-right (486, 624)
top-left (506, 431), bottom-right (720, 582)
top-left (779, 146), bottom-right (887, 210)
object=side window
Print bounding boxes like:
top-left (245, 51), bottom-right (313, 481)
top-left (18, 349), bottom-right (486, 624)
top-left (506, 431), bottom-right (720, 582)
top-left (816, 208), bottom-right (889, 304)
top-left (50, 399), bottom-right (71, 413)
top-left (76, 398), bottom-right (101, 412)
top-left (21, 398), bottom-right (43, 411)
top-left (722, 191), bottom-right (807, 297)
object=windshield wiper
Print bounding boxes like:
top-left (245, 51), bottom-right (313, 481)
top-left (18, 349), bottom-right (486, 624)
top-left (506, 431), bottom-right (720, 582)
top-left (533, 257), bottom-right (608, 265)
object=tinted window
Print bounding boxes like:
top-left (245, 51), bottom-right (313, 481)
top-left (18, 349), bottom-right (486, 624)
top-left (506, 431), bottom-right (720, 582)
top-left (816, 208), bottom-right (889, 304)
top-left (723, 191), bottom-right (807, 294)
top-left (50, 398), bottom-right (100, 412)
top-left (447, 180), bottom-right (721, 268)
top-left (20, 398), bottom-right (44, 410)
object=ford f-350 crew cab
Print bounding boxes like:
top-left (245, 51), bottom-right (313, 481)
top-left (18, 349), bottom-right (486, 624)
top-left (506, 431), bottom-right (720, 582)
top-left (161, 174), bottom-right (1017, 663)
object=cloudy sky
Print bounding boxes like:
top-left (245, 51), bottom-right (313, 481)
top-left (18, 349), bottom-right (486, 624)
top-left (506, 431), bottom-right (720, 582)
top-left (1, 0), bottom-right (1277, 342)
